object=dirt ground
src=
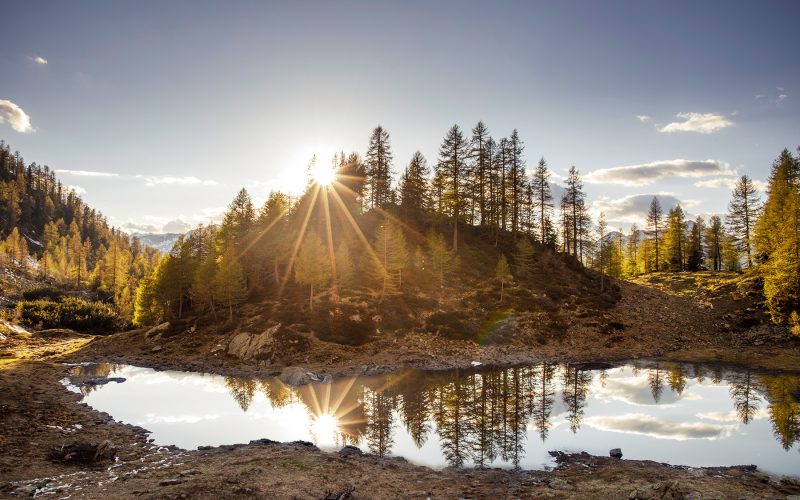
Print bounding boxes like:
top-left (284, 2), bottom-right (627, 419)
top-left (1, 272), bottom-right (800, 498)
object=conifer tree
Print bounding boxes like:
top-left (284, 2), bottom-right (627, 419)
top-left (398, 151), bottom-right (429, 216)
top-left (646, 197), bottom-right (664, 271)
top-left (512, 238), bottom-right (535, 280)
top-left (597, 212), bottom-right (608, 291)
top-left (372, 219), bottom-right (408, 297)
top-left (334, 243), bottom-right (355, 292)
top-left (436, 124), bottom-right (470, 252)
top-left (531, 157), bottom-right (554, 244)
top-left (495, 254), bottom-right (512, 303)
top-left (508, 130), bottom-right (526, 239)
top-left (625, 223), bottom-right (641, 276)
top-left (294, 232), bottom-right (330, 311)
top-left (366, 126), bottom-right (393, 209)
top-left (687, 216), bottom-right (705, 271)
top-left (664, 204), bottom-right (687, 271)
top-left (563, 166), bottom-right (587, 262)
top-left (469, 121), bottom-right (491, 225)
top-left (755, 149), bottom-right (799, 260)
top-left (216, 245), bottom-right (246, 320)
top-left (426, 230), bottom-right (452, 289)
top-left (727, 175), bottom-right (762, 267)
top-left (705, 215), bottom-right (724, 271)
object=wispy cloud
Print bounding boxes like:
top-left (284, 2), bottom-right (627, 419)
top-left (585, 159), bottom-right (733, 186)
top-left (135, 175), bottom-right (218, 186)
top-left (0, 100), bottom-right (34, 133)
top-left (636, 115), bottom-right (651, 123)
top-left (695, 177), bottom-right (768, 192)
top-left (659, 112), bottom-right (734, 134)
top-left (29, 55), bottom-right (48, 65)
top-left (56, 169), bottom-right (119, 177)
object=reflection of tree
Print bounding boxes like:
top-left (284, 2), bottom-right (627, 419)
top-left (531, 363), bottom-right (555, 442)
top-left (729, 371), bottom-right (760, 424)
top-left (224, 376), bottom-right (257, 411)
top-left (760, 374), bottom-right (800, 450)
top-left (666, 363), bottom-right (687, 395)
top-left (434, 377), bottom-right (471, 467)
top-left (498, 368), bottom-right (529, 466)
top-left (466, 371), bottom-right (496, 466)
top-left (399, 381), bottom-right (432, 448)
top-left (647, 364), bottom-right (665, 403)
top-left (364, 389), bottom-right (396, 457)
top-left (70, 363), bottom-right (116, 395)
top-left (561, 366), bottom-right (591, 433)
top-left (260, 379), bottom-right (294, 408)
top-left (692, 364), bottom-right (707, 383)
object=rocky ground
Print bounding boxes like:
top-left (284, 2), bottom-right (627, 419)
top-left (1, 271), bottom-right (800, 498)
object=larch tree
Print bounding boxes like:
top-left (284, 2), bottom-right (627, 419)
top-left (687, 216), bottom-right (705, 271)
top-left (705, 215), bottom-right (724, 271)
top-left (294, 232), bottom-right (330, 312)
top-left (726, 175), bottom-right (762, 267)
top-left (426, 230), bottom-right (452, 289)
top-left (563, 166), bottom-right (587, 262)
top-left (508, 130), bottom-right (526, 239)
top-left (372, 219), bottom-right (408, 297)
top-left (366, 126), bottom-right (393, 209)
top-left (470, 121), bottom-right (491, 225)
top-left (531, 157), bottom-right (554, 244)
top-left (597, 212), bottom-right (608, 291)
top-left (646, 197), bottom-right (664, 271)
top-left (495, 254), bottom-right (512, 303)
top-left (664, 204), bottom-right (687, 271)
top-left (436, 124), bottom-right (470, 252)
top-left (398, 151), bottom-right (430, 216)
top-left (512, 238), bottom-right (535, 280)
top-left (625, 223), bottom-right (641, 276)
top-left (755, 148), bottom-right (799, 261)
top-left (215, 245), bottom-right (246, 320)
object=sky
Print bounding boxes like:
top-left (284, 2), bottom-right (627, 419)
top-left (1, 0), bottom-right (799, 234)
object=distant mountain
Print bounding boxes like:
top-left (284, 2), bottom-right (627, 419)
top-left (134, 233), bottom-right (182, 253)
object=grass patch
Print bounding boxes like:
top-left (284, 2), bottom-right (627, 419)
top-left (17, 297), bottom-right (122, 334)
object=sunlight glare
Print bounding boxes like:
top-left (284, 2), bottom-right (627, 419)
top-left (312, 162), bottom-right (336, 186)
top-left (309, 413), bottom-right (340, 445)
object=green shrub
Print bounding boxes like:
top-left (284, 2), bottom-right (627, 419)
top-left (17, 298), bottom-right (122, 334)
top-left (22, 287), bottom-right (68, 301)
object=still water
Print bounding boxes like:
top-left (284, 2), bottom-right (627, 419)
top-left (66, 362), bottom-right (800, 476)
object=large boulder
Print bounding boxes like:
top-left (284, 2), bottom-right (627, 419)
top-left (226, 324), bottom-right (281, 361)
top-left (279, 366), bottom-right (317, 386)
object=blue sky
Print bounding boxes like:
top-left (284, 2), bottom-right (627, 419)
top-left (1, 0), bottom-right (798, 233)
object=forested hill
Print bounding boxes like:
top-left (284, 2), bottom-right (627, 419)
top-left (0, 140), bottom-right (159, 323)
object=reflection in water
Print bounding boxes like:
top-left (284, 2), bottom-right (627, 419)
top-left (70, 362), bottom-right (800, 474)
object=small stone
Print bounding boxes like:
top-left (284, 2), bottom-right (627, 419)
top-left (610, 448), bottom-right (623, 458)
top-left (179, 469), bottom-right (200, 477)
top-left (548, 478), bottom-right (574, 491)
top-left (159, 478), bottom-right (185, 486)
top-left (151, 345), bottom-right (163, 353)
top-left (13, 484), bottom-right (37, 496)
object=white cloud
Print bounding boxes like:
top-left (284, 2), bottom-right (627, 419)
top-left (695, 177), bottom-right (768, 192)
top-left (135, 175), bottom-right (218, 186)
top-left (66, 185), bottom-right (86, 195)
top-left (636, 115), bottom-right (652, 123)
top-left (0, 100), bottom-right (34, 133)
top-left (56, 169), bottom-right (119, 177)
top-left (658, 112), bottom-right (734, 134)
top-left (585, 159), bottom-right (733, 186)
top-left (584, 413), bottom-right (736, 440)
top-left (29, 55), bottom-right (48, 65)
top-left (591, 193), bottom-right (685, 224)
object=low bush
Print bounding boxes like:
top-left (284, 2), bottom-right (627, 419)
top-left (22, 287), bottom-right (68, 301)
top-left (17, 298), bottom-right (122, 334)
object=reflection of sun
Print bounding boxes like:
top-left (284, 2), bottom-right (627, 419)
top-left (310, 413), bottom-right (339, 445)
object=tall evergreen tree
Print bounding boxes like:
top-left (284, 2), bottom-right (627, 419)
top-left (727, 175), bottom-right (762, 267)
top-left (365, 126), bottom-right (393, 209)
top-left (398, 151), bottom-right (430, 216)
top-left (436, 124), bottom-right (470, 252)
top-left (686, 216), bottom-right (705, 271)
top-left (294, 232), bottom-right (331, 312)
top-left (705, 215), bottom-right (724, 271)
top-left (646, 197), bottom-right (664, 272)
top-left (470, 121), bottom-right (491, 225)
top-left (531, 157), bottom-right (554, 244)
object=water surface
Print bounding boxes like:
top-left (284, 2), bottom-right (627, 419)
top-left (67, 362), bottom-right (800, 476)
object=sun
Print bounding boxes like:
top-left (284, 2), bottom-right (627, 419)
top-left (311, 163), bottom-right (336, 186)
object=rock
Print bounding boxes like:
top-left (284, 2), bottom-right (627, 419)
top-left (179, 469), bottom-right (200, 477)
top-left (159, 478), bottom-right (185, 486)
top-left (248, 438), bottom-right (277, 446)
top-left (48, 440), bottom-right (116, 463)
top-left (470, 361), bottom-right (482, 367)
top-left (227, 324), bottom-right (281, 360)
top-left (280, 366), bottom-right (316, 386)
top-left (289, 440), bottom-right (317, 448)
top-left (151, 345), bottom-right (163, 353)
top-left (323, 486), bottom-right (356, 500)
top-left (610, 448), bottom-right (623, 458)
top-left (12, 484), bottom-right (37, 496)
top-left (145, 322), bottom-right (170, 341)
top-left (321, 374), bottom-right (333, 384)
top-left (72, 376), bottom-right (126, 387)
top-left (548, 478), bottom-right (574, 490)
top-left (781, 476), bottom-right (800, 487)
top-left (339, 445), bottom-right (362, 457)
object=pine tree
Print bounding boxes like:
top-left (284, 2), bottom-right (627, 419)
top-left (597, 212), bottom-right (608, 291)
top-left (727, 175), bottom-right (762, 267)
top-left (495, 254), bottom-right (512, 303)
top-left (294, 232), bottom-right (330, 311)
top-left (663, 204), bottom-right (687, 271)
top-left (646, 197), bottom-right (664, 271)
top-left (133, 273), bottom-right (159, 326)
top-left (398, 151), bottom-right (430, 216)
top-left (334, 243), bottom-right (355, 292)
top-left (625, 223), bottom-right (641, 276)
top-left (563, 166), bottom-right (586, 262)
top-left (508, 130), bottom-right (526, 239)
top-left (218, 188), bottom-right (255, 287)
top-left (705, 215), bottom-right (724, 271)
top-left (366, 126), bottom-right (393, 209)
top-left (755, 149), bottom-right (799, 261)
top-left (216, 245), bottom-right (246, 320)
top-left (512, 238), bottom-right (535, 280)
top-left (426, 230), bottom-right (452, 289)
top-left (531, 157), bottom-right (554, 244)
top-left (372, 219), bottom-right (408, 297)
top-left (687, 217), bottom-right (705, 271)
top-left (436, 124), bottom-right (470, 252)
top-left (470, 121), bottom-right (491, 225)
